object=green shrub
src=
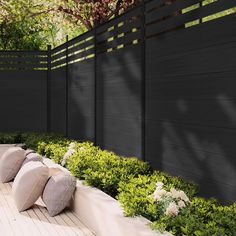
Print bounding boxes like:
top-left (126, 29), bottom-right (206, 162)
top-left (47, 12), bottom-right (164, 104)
top-left (151, 198), bottom-right (236, 236)
top-left (66, 143), bottom-right (99, 178)
top-left (43, 142), bottom-right (69, 163)
top-left (118, 174), bottom-right (236, 235)
top-left (0, 132), bottom-right (68, 161)
top-left (37, 141), bottom-right (48, 155)
top-left (0, 132), bottom-right (22, 143)
top-left (21, 132), bottom-right (65, 150)
top-left (67, 148), bottom-right (151, 198)
top-left (118, 171), bottom-right (197, 221)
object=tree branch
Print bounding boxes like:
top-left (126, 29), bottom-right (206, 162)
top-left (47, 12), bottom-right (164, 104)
top-left (58, 6), bottom-right (92, 29)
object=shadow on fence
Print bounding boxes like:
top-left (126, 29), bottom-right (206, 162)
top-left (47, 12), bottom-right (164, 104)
top-left (0, 0), bottom-right (235, 203)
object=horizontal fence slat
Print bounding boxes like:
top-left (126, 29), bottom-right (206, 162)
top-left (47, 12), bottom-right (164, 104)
top-left (52, 41), bottom-right (95, 62)
top-left (67, 30), bottom-right (94, 47)
top-left (68, 39), bottom-right (94, 55)
top-left (146, 0), bottom-right (236, 37)
top-left (0, 62), bottom-right (47, 66)
top-left (146, 0), bottom-right (203, 24)
top-left (145, 0), bottom-right (165, 12)
top-left (51, 43), bottom-right (67, 55)
top-left (0, 57), bottom-right (47, 63)
top-left (97, 18), bottom-right (141, 43)
top-left (51, 50), bottom-right (66, 61)
top-left (68, 47), bottom-right (95, 63)
top-left (97, 7), bottom-right (142, 34)
top-left (97, 30), bottom-right (141, 53)
top-left (51, 58), bottom-right (67, 67)
top-left (0, 64), bottom-right (47, 68)
top-left (51, 32), bottom-right (94, 55)
top-left (0, 51), bottom-right (47, 56)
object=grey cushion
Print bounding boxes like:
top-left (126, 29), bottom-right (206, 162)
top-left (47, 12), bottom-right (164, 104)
top-left (22, 153), bottom-right (42, 166)
top-left (0, 147), bottom-right (25, 183)
top-left (42, 172), bottom-right (76, 216)
top-left (13, 161), bottom-right (49, 212)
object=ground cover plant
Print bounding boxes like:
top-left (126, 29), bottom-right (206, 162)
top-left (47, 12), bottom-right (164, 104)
top-left (0, 132), bottom-right (235, 236)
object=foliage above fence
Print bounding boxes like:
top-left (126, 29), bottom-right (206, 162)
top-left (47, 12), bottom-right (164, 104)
top-left (48, 0), bottom-right (236, 69)
top-left (0, 0), bottom-right (235, 70)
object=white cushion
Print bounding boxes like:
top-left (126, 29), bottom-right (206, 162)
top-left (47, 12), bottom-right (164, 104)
top-left (42, 172), bottom-right (76, 216)
top-left (13, 162), bottom-right (49, 212)
top-left (0, 147), bottom-right (25, 183)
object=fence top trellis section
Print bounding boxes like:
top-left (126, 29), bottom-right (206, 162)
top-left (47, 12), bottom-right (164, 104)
top-left (0, 0), bottom-right (235, 71)
top-left (50, 0), bottom-right (236, 69)
top-left (0, 50), bottom-right (48, 71)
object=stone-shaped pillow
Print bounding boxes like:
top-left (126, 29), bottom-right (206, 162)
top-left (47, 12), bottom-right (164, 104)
top-left (22, 153), bottom-right (42, 166)
top-left (12, 161), bottom-right (49, 212)
top-left (42, 172), bottom-right (76, 216)
top-left (0, 147), bottom-right (25, 183)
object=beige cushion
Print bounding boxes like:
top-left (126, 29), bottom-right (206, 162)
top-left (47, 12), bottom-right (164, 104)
top-left (0, 147), bottom-right (25, 183)
top-left (22, 153), bottom-right (42, 166)
top-left (13, 162), bottom-right (49, 212)
top-left (0, 144), bottom-right (17, 159)
top-left (48, 167), bottom-right (63, 176)
top-left (42, 172), bottom-right (76, 216)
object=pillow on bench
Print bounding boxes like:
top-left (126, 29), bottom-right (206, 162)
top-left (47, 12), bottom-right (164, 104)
top-left (13, 161), bottom-right (49, 212)
top-left (0, 147), bottom-right (25, 183)
top-left (0, 144), bottom-right (17, 159)
top-left (42, 171), bottom-right (76, 216)
top-left (22, 153), bottom-right (43, 166)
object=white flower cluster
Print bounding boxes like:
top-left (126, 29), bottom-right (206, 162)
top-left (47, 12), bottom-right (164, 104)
top-left (153, 182), bottom-right (190, 217)
top-left (61, 142), bottom-right (76, 166)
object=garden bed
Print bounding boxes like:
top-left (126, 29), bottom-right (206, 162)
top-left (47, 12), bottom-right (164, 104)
top-left (0, 132), bottom-right (235, 236)
top-left (44, 158), bottom-right (169, 236)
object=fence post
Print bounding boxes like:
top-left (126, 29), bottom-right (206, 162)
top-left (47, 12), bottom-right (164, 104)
top-left (94, 29), bottom-right (97, 146)
top-left (47, 45), bottom-right (52, 133)
top-left (141, 0), bottom-right (146, 161)
top-left (66, 35), bottom-right (69, 137)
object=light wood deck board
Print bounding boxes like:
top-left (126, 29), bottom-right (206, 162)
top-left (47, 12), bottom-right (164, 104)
top-left (4, 183), bottom-right (38, 236)
top-left (0, 182), bottom-right (95, 236)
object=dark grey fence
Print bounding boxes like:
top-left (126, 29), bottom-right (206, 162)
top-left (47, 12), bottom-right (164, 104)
top-left (0, 50), bottom-right (49, 132)
top-left (0, 0), bottom-right (235, 203)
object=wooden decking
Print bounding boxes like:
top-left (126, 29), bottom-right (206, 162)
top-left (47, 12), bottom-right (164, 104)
top-left (0, 182), bottom-right (95, 236)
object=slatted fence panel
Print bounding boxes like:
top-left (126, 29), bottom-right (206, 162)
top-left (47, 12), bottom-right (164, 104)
top-left (50, 67), bottom-right (67, 135)
top-left (68, 31), bottom-right (95, 141)
top-left (0, 51), bottom-right (48, 132)
top-left (48, 0), bottom-right (236, 202)
top-left (96, 7), bottom-right (143, 157)
top-left (145, 0), bottom-right (236, 202)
